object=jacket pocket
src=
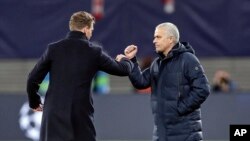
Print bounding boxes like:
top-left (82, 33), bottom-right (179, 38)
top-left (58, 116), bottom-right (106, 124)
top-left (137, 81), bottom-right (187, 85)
top-left (177, 72), bottom-right (183, 99)
top-left (161, 72), bottom-right (180, 100)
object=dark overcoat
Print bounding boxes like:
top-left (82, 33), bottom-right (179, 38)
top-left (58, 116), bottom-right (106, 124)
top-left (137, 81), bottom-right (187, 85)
top-left (129, 42), bottom-right (210, 141)
top-left (27, 31), bottom-right (133, 141)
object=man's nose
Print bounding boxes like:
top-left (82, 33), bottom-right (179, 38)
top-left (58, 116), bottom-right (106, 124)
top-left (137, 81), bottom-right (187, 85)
top-left (153, 39), bottom-right (156, 44)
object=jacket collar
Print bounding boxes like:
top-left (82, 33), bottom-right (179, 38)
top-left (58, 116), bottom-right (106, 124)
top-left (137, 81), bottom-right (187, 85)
top-left (157, 42), bottom-right (180, 60)
top-left (66, 31), bottom-right (88, 40)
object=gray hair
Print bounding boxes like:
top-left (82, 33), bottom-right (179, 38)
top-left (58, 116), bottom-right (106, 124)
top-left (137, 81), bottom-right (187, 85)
top-left (156, 22), bottom-right (180, 43)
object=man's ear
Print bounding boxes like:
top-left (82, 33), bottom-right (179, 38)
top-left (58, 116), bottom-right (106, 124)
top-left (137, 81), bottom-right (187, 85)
top-left (81, 26), bottom-right (88, 33)
top-left (170, 36), bottom-right (175, 44)
top-left (83, 27), bottom-right (87, 33)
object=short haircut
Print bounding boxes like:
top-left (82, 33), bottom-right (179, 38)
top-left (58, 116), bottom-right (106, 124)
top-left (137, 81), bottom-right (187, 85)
top-left (156, 22), bottom-right (180, 43)
top-left (69, 11), bottom-right (95, 31)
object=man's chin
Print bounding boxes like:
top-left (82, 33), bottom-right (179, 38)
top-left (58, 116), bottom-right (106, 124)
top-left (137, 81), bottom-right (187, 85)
top-left (155, 49), bottom-right (161, 53)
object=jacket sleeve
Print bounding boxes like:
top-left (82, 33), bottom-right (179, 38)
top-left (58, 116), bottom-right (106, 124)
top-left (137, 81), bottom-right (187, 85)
top-left (26, 46), bottom-right (52, 108)
top-left (128, 57), bottom-right (151, 89)
top-left (98, 49), bottom-right (134, 76)
top-left (177, 53), bottom-right (210, 115)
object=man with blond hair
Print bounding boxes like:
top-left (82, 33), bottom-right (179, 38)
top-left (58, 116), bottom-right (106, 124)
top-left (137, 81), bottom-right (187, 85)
top-left (27, 11), bottom-right (133, 141)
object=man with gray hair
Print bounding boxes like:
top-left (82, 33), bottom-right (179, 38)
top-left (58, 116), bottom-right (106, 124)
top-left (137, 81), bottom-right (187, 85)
top-left (124, 22), bottom-right (210, 141)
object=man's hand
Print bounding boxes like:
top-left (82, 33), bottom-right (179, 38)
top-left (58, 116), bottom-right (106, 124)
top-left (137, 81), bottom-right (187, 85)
top-left (32, 104), bottom-right (43, 112)
top-left (124, 45), bottom-right (137, 59)
top-left (115, 54), bottom-right (127, 62)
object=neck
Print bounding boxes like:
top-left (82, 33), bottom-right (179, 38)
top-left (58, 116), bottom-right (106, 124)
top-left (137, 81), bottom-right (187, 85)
top-left (163, 44), bottom-right (174, 56)
top-left (73, 29), bottom-right (84, 34)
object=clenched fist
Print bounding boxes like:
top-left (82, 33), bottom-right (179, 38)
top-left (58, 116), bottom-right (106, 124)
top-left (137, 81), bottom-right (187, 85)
top-left (124, 45), bottom-right (138, 59)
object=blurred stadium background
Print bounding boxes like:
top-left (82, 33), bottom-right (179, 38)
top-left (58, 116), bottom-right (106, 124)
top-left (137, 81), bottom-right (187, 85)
top-left (1, 0), bottom-right (250, 141)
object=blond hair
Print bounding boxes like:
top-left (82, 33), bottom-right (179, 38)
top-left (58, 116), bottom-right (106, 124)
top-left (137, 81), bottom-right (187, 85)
top-left (69, 11), bottom-right (95, 31)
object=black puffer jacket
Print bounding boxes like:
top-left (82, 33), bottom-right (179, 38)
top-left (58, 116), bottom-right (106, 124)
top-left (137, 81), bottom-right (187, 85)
top-left (129, 42), bottom-right (210, 141)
